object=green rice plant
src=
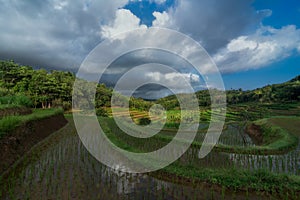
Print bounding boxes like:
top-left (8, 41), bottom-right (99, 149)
top-left (0, 116), bottom-right (21, 136)
top-left (0, 104), bottom-right (22, 110)
top-left (221, 186), bottom-right (225, 199)
top-left (0, 95), bottom-right (32, 107)
top-left (0, 108), bottom-right (63, 137)
top-left (13, 95), bottom-right (33, 107)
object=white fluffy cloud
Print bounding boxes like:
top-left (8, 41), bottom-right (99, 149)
top-left (101, 9), bottom-right (147, 39)
top-left (1, 0), bottom-right (299, 78)
top-left (130, 0), bottom-right (166, 4)
top-left (150, 1), bottom-right (300, 74)
top-left (152, 0), bottom-right (167, 4)
top-left (146, 72), bottom-right (200, 86)
top-left (108, 62), bottom-right (203, 98)
top-left (214, 25), bottom-right (300, 73)
top-left (152, 11), bottom-right (172, 27)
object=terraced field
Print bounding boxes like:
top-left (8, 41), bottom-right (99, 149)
top-left (1, 103), bottom-right (299, 199)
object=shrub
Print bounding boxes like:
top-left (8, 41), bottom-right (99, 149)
top-left (62, 101), bottom-right (72, 111)
top-left (52, 99), bottom-right (72, 111)
top-left (0, 95), bottom-right (32, 107)
top-left (0, 116), bottom-right (21, 136)
top-left (14, 95), bottom-right (33, 107)
top-left (96, 107), bottom-right (108, 117)
top-left (139, 117), bottom-right (151, 126)
top-left (0, 96), bottom-right (13, 105)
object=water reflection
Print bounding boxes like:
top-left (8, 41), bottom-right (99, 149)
top-left (0, 120), bottom-right (297, 199)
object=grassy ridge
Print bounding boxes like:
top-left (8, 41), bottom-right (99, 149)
top-left (99, 116), bottom-right (298, 155)
top-left (0, 109), bottom-right (63, 138)
top-left (159, 164), bottom-right (300, 197)
top-left (0, 104), bottom-right (22, 110)
top-left (268, 117), bottom-right (300, 137)
top-left (97, 116), bottom-right (300, 195)
top-left (256, 118), bottom-right (299, 149)
top-left (0, 95), bottom-right (32, 108)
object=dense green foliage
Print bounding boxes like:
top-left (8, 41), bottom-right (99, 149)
top-left (226, 77), bottom-right (300, 104)
top-left (0, 60), bottom-right (153, 111)
top-left (0, 60), bottom-right (74, 110)
top-left (0, 59), bottom-right (299, 197)
top-left (161, 165), bottom-right (300, 196)
top-left (1, 60), bottom-right (299, 112)
top-left (138, 117), bottom-right (151, 125)
top-left (98, 117), bottom-right (300, 195)
top-left (0, 95), bottom-right (32, 108)
top-left (157, 76), bottom-right (300, 109)
top-left (95, 107), bottom-right (108, 117)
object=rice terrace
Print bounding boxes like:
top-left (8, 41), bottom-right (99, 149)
top-left (1, 1), bottom-right (300, 199)
top-left (0, 60), bottom-right (299, 199)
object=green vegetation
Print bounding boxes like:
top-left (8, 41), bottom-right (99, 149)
top-left (0, 95), bottom-right (32, 108)
top-left (157, 76), bottom-right (300, 110)
top-left (2, 60), bottom-right (299, 114)
top-left (212, 117), bottom-right (299, 154)
top-left (160, 165), bottom-right (300, 195)
top-left (0, 108), bottom-right (63, 138)
top-left (1, 116), bottom-right (299, 199)
top-left (138, 117), bottom-right (151, 125)
top-left (0, 116), bottom-right (21, 135)
top-left (0, 60), bottom-right (74, 110)
top-left (97, 116), bottom-right (300, 195)
top-left (0, 104), bottom-right (22, 110)
top-left (0, 59), bottom-right (300, 198)
top-left (252, 118), bottom-right (298, 150)
top-left (100, 115), bottom-right (299, 154)
top-left (0, 60), bottom-right (153, 111)
top-left (95, 107), bottom-right (109, 117)
top-left (268, 116), bottom-right (300, 136)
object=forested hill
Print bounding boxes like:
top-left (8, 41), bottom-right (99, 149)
top-left (0, 60), bottom-right (150, 112)
top-left (157, 75), bottom-right (300, 108)
top-left (0, 60), bottom-right (299, 111)
top-left (0, 60), bottom-right (112, 110)
top-left (225, 75), bottom-right (300, 104)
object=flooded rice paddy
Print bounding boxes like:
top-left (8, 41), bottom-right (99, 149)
top-left (0, 117), bottom-right (299, 199)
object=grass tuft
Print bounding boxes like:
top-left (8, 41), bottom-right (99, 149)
top-left (0, 108), bottom-right (63, 138)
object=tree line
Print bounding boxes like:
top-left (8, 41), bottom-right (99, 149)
top-left (0, 60), bottom-right (152, 113)
top-left (155, 76), bottom-right (300, 109)
top-left (0, 60), bottom-right (74, 110)
top-left (1, 60), bottom-right (299, 112)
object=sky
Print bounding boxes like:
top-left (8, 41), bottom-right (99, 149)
top-left (0, 0), bottom-right (300, 98)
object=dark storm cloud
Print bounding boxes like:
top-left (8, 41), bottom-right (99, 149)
top-left (0, 0), bottom-right (271, 72)
top-left (0, 0), bottom-right (128, 69)
top-left (0, 0), bottom-right (270, 71)
top-left (99, 49), bottom-right (201, 85)
top-left (132, 84), bottom-right (173, 99)
top-left (96, 50), bottom-right (206, 99)
top-left (1, 0), bottom-right (288, 99)
top-left (168, 0), bottom-right (268, 53)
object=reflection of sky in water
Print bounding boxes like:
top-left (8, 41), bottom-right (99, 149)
top-left (1, 122), bottom-right (297, 199)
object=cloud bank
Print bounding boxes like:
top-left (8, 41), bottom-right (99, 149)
top-left (1, 0), bottom-right (300, 97)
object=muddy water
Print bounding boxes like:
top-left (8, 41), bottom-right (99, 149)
top-left (0, 120), bottom-right (267, 200)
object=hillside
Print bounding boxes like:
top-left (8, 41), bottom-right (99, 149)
top-left (157, 75), bottom-right (300, 109)
top-left (1, 60), bottom-right (299, 112)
